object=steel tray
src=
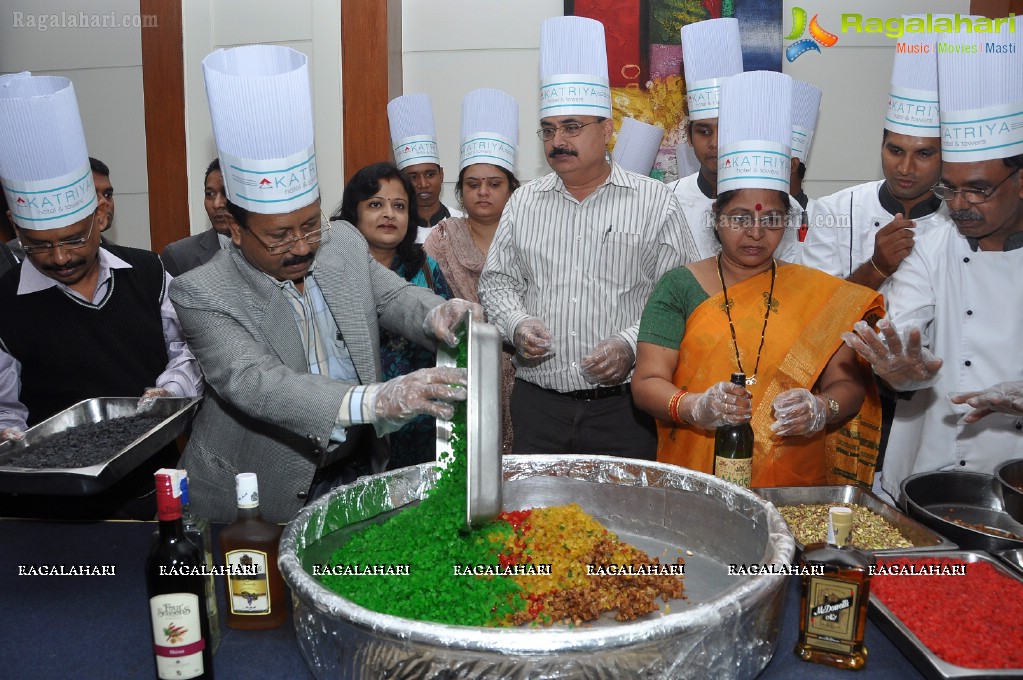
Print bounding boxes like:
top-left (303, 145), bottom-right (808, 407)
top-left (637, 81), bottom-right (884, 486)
top-left (753, 485), bottom-right (956, 554)
top-left (436, 312), bottom-right (502, 530)
top-left (869, 550), bottom-right (1023, 679)
top-left (0, 397), bottom-right (200, 495)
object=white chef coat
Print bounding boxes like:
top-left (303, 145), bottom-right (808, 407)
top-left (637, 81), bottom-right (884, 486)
top-left (881, 222), bottom-right (1023, 499)
top-left (669, 171), bottom-right (801, 262)
top-left (799, 180), bottom-right (952, 288)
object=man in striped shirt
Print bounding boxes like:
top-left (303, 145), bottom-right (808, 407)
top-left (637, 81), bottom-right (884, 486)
top-left (479, 113), bottom-right (698, 458)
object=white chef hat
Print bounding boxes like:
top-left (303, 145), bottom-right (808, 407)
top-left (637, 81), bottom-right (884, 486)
top-left (611, 118), bottom-right (664, 176)
top-left (0, 73), bottom-right (96, 231)
top-left (885, 16), bottom-right (939, 137)
top-left (681, 18), bottom-right (743, 121)
top-left (676, 141), bottom-right (700, 177)
top-left (717, 71), bottom-right (793, 193)
top-left (791, 80), bottom-right (822, 162)
top-left (388, 93), bottom-right (441, 170)
top-left (937, 14), bottom-right (1023, 162)
top-left (203, 45), bottom-right (318, 215)
top-left (539, 16), bottom-right (611, 119)
top-left (459, 88), bottom-right (518, 173)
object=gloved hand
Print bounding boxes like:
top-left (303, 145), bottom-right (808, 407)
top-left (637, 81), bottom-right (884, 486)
top-left (1, 427), bottom-right (25, 442)
top-left (512, 317), bottom-right (554, 360)
top-left (677, 381), bottom-right (751, 430)
top-left (580, 337), bottom-right (634, 385)
top-left (949, 381), bottom-right (1023, 423)
top-left (369, 366), bottom-right (468, 435)
top-left (770, 388), bottom-right (828, 436)
top-left (137, 387), bottom-right (174, 413)
top-left (841, 319), bottom-right (942, 391)
top-left (423, 299), bottom-right (484, 347)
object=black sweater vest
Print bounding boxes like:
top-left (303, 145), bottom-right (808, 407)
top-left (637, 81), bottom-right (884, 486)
top-left (0, 244), bottom-right (170, 425)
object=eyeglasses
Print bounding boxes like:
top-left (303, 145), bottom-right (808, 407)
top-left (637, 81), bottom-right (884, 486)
top-left (247, 213), bottom-right (331, 254)
top-left (931, 168), bottom-right (1020, 204)
top-left (719, 213), bottom-right (789, 231)
top-left (536, 120), bottom-right (602, 141)
top-left (21, 213), bottom-right (96, 256)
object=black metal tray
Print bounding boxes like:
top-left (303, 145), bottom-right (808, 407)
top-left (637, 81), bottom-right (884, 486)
top-left (869, 550), bottom-right (1023, 679)
top-left (0, 397), bottom-right (200, 495)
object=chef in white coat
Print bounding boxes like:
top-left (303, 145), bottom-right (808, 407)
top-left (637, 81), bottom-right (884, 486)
top-left (800, 18), bottom-right (949, 295)
top-left (789, 80), bottom-right (823, 250)
top-left (843, 17), bottom-right (1023, 503)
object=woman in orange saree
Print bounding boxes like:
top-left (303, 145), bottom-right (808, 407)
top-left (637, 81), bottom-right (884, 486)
top-left (632, 188), bottom-right (885, 488)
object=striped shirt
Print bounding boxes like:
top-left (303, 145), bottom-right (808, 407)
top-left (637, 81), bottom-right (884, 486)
top-left (478, 161), bottom-right (698, 392)
top-left (274, 267), bottom-right (375, 446)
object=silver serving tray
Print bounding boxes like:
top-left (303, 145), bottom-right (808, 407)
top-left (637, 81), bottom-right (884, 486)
top-left (902, 471), bottom-right (1023, 552)
top-left (753, 485), bottom-right (956, 554)
top-left (0, 397), bottom-right (200, 495)
top-left (994, 549), bottom-right (1023, 577)
top-left (436, 312), bottom-right (502, 530)
top-left (869, 550), bottom-right (1023, 679)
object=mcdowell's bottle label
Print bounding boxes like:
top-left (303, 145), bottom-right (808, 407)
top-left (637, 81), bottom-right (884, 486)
top-left (226, 549), bottom-right (271, 615)
top-left (715, 456), bottom-right (752, 487)
top-left (804, 575), bottom-right (860, 654)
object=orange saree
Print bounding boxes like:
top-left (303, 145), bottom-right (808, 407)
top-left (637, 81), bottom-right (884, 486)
top-left (657, 264), bottom-right (885, 488)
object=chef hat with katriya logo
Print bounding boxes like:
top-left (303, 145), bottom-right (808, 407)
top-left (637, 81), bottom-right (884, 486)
top-left (0, 72), bottom-right (96, 231)
top-left (681, 18), bottom-right (743, 122)
top-left (611, 117), bottom-right (665, 176)
top-left (388, 93), bottom-right (441, 171)
top-left (459, 88), bottom-right (519, 173)
top-left (937, 14), bottom-right (1023, 162)
top-left (716, 70), bottom-right (793, 193)
top-left (791, 80), bottom-right (822, 163)
top-left (203, 44), bottom-right (318, 215)
top-left (886, 15), bottom-right (940, 138)
top-left (539, 16), bottom-right (612, 119)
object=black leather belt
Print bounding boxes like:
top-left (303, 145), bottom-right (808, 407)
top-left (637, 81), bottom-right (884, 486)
top-left (561, 383), bottom-right (631, 401)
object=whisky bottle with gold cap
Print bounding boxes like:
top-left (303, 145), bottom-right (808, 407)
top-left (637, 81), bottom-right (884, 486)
top-left (795, 506), bottom-right (875, 669)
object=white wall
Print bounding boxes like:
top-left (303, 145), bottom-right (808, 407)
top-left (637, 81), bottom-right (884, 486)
top-left (401, 0), bottom-right (971, 201)
top-left (0, 0), bottom-right (151, 248)
top-left (181, 0), bottom-right (343, 235)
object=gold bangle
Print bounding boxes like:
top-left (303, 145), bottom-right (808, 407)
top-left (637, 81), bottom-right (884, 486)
top-left (667, 388), bottom-right (688, 425)
top-left (869, 257), bottom-right (891, 279)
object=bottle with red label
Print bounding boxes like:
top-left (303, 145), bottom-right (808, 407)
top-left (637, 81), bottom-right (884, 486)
top-left (146, 469), bottom-right (215, 680)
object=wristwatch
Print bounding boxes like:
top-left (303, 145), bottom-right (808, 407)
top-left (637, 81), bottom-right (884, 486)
top-left (823, 394), bottom-right (840, 420)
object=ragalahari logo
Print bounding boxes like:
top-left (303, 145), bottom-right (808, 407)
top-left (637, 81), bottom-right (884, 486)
top-left (785, 7), bottom-right (839, 62)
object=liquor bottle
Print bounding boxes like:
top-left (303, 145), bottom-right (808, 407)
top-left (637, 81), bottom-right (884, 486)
top-left (179, 471), bottom-right (221, 653)
top-left (796, 506), bottom-right (876, 669)
top-left (219, 472), bottom-right (288, 629)
top-left (146, 469), bottom-right (215, 680)
top-left (713, 372), bottom-right (754, 487)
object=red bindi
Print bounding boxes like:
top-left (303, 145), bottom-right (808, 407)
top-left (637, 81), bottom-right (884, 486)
top-left (755, 203), bottom-right (762, 211)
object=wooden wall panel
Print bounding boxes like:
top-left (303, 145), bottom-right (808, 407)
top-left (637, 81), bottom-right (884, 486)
top-left (970, 0), bottom-right (1023, 16)
top-left (140, 0), bottom-right (188, 253)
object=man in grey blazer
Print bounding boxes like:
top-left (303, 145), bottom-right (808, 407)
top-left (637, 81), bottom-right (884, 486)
top-left (169, 197), bottom-right (475, 522)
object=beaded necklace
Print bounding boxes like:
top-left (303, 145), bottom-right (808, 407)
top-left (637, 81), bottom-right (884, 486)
top-left (716, 255), bottom-right (777, 386)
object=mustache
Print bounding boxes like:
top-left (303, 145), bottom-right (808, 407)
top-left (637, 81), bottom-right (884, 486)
top-left (950, 209), bottom-right (984, 222)
top-left (281, 252), bottom-right (315, 267)
top-left (548, 147), bottom-right (578, 158)
top-left (42, 258), bottom-right (86, 272)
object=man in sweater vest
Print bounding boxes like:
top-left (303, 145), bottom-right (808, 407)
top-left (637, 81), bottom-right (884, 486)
top-left (0, 73), bottom-right (203, 519)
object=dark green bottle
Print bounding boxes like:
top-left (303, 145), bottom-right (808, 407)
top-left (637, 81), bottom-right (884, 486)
top-left (714, 373), bottom-right (754, 487)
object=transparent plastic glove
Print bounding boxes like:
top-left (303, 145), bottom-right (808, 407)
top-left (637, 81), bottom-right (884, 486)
top-left (512, 317), bottom-right (554, 360)
top-left (1, 427), bottom-right (25, 442)
top-left (369, 367), bottom-right (468, 436)
top-left (423, 299), bottom-right (484, 347)
top-left (949, 381), bottom-right (1023, 423)
top-left (580, 337), bottom-right (635, 385)
top-left (137, 387), bottom-right (174, 413)
top-left (677, 381), bottom-right (751, 430)
top-left (841, 319), bottom-right (942, 391)
top-left (770, 388), bottom-right (828, 436)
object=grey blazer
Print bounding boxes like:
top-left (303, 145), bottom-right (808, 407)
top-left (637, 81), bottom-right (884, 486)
top-left (161, 228), bottom-right (222, 277)
top-left (168, 223), bottom-right (443, 522)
